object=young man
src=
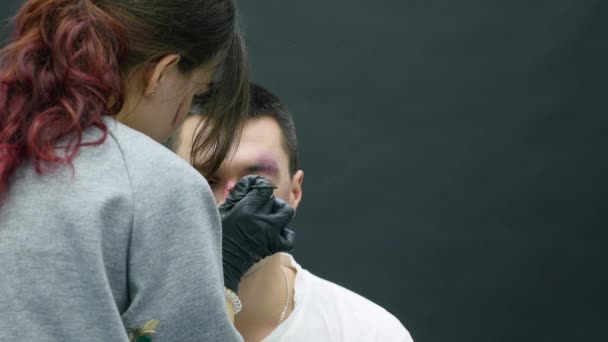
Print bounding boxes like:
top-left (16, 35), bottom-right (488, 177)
top-left (173, 84), bottom-right (413, 342)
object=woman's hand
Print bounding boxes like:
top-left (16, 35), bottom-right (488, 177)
top-left (219, 175), bottom-right (296, 293)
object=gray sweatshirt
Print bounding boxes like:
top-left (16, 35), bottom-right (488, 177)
top-left (0, 118), bottom-right (242, 341)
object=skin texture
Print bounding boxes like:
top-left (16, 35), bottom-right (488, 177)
top-left (116, 54), bottom-right (215, 142)
top-left (176, 115), bottom-right (304, 341)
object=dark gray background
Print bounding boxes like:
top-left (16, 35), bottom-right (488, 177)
top-left (3, 1), bottom-right (607, 341)
top-left (237, 1), bottom-right (608, 341)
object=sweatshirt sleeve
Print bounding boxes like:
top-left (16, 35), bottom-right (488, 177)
top-left (120, 153), bottom-right (242, 341)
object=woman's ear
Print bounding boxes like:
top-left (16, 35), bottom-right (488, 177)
top-left (289, 170), bottom-right (304, 210)
top-left (143, 54), bottom-right (181, 96)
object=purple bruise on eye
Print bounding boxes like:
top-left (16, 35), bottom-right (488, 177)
top-left (249, 155), bottom-right (280, 176)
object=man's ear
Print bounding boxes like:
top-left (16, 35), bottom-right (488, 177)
top-left (143, 54), bottom-right (181, 96)
top-left (289, 170), bottom-right (304, 210)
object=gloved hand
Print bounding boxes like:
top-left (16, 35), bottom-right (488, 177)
top-left (219, 175), bottom-right (296, 293)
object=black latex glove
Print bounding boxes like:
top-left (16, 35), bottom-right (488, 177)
top-left (219, 175), bottom-right (296, 293)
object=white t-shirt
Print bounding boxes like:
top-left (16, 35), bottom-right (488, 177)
top-left (262, 254), bottom-right (413, 342)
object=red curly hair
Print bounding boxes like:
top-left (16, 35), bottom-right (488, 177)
top-left (0, 0), bottom-right (127, 197)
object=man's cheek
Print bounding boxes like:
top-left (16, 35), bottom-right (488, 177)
top-left (273, 187), bottom-right (291, 203)
top-left (212, 187), bottom-right (225, 205)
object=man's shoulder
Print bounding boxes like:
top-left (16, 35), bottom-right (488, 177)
top-left (299, 269), bottom-right (413, 341)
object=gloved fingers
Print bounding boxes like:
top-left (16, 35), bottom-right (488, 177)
top-left (250, 175), bottom-right (278, 190)
top-left (269, 198), bottom-right (296, 253)
top-left (233, 181), bottom-right (276, 213)
top-left (269, 227), bottom-right (296, 253)
top-left (220, 175), bottom-right (275, 214)
top-left (269, 198), bottom-right (296, 230)
top-left (221, 175), bottom-right (259, 209)
top-left (237, 174), bottom-right (274, 192)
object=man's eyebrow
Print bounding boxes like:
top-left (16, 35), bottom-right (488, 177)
top-left (245, 157), bottom-right (279, 175)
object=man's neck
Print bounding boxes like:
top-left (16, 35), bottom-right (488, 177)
top-left (235, 254), bottom-right (296, 342)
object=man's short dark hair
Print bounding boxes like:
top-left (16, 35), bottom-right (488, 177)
top-left (175, 83), bottom-right (299, 175)
top-left (248, 84), bottom-right (298, 175)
